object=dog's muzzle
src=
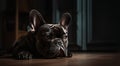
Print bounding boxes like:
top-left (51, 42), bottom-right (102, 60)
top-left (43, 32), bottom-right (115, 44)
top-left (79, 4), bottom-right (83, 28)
top-left (36, 38), bottom-right (66, 58)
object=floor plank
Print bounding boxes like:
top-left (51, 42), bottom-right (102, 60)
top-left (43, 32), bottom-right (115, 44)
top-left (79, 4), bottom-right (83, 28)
top-left (0, 53), bottom-right (120, 66)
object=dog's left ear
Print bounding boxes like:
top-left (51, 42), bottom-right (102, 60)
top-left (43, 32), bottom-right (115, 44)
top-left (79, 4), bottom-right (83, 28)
top-left (59, 13), bottom-right (72, 29)
top-left (27, 9), bottom-right (46, 32)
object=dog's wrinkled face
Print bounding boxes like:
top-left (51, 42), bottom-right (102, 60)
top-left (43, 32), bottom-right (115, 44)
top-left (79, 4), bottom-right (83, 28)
top-left (36, 24), bottom-right (68, 57)
top-left (27, 9), bottom-right (71, 58)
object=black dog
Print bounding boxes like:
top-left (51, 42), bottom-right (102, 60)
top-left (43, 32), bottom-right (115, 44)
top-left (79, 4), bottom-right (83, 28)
top-left (11, 9), bottom-right (72, 59)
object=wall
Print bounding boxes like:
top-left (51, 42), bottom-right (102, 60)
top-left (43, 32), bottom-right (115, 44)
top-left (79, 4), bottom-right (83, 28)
top-left (87, 0), bottom-right (120, 51)
top-left (92, 0), bottom-right (120, 43)
top-left (0, 0), bottom-right (7, 49)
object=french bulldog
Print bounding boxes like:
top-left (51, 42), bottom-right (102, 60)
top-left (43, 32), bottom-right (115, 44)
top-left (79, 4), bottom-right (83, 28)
top-left (11, 9), bottom-right (72, 59)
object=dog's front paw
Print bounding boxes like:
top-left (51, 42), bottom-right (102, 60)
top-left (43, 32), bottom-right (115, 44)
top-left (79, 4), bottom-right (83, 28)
top-left (16, 51), bottom-right (32, 60)
top-left (67, 51), bottom-right (72, 58)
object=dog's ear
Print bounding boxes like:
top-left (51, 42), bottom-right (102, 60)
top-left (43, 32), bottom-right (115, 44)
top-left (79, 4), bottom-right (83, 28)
top-left (27, 9), bottom-right (46, 32)
top-left (59, 12), bottom-right (72, 29)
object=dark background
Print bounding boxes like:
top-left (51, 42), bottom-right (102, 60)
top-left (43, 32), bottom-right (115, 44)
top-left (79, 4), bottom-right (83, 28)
top-left (88, 0), bottom-right (120, 51)
top-left (92, 0), bottom-right (120, 42)
top-left (0, 0), bottom-right (120, 52)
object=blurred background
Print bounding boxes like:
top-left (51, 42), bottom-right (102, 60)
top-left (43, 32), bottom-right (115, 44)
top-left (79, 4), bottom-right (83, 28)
top-left (0, 0), bottom-right (120, 52)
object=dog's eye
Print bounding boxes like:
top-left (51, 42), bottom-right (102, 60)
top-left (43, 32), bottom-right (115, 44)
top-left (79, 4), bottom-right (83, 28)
top-left (46, 36), bottom-right (50, 39)
top-left (63, 34), bottom-right (68, 39)
top-left (46, 35), bottom-right (52, 39)
top-left (40, 33), bottom-right (45, 36)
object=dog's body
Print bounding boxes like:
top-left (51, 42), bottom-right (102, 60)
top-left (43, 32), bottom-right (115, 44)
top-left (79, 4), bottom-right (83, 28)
top-left (11, 9), bottom-right (72, 59)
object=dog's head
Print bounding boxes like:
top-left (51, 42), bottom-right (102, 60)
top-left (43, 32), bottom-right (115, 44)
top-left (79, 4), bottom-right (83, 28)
top-left (27, 9), bottom-right (72, 58)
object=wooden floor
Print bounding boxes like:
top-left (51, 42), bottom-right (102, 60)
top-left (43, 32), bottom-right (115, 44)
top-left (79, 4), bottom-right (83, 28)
top-left (0, 52), bottom-right (120, 66)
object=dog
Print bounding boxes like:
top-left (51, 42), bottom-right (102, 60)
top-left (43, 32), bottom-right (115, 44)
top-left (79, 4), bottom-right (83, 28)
top-left (11, 9), bottom-right (72, 59)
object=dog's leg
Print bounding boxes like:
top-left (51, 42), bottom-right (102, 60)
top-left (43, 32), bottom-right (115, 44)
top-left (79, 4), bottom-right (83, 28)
top-left (15, 51), bottom-right (32, 60)
top-left (12, 35), bottom-right (35, 60)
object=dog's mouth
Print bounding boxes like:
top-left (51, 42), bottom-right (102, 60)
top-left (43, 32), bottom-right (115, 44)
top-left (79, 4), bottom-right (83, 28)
top-left (36, 38), bottom-right (66, 58)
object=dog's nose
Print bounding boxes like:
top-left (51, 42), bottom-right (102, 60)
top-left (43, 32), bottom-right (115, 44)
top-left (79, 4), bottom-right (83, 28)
top-left (51, 38), bottom-right (63, 46)
top-left (51, 38), bottom-right (65, 52)
top-left (57, 41), bottom-right (62, 45)
top-left (49, 38), bottom-right (63, 52)
top-left (50, 38), bottom-right (62, 50)
top-left (55, 40), bottom-right (62, 45)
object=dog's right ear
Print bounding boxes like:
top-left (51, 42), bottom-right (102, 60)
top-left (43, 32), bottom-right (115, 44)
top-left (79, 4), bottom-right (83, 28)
top-left (27, 9), bottom-right (46, 32)
top-left (59, 12), bottom-right (72, 29)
